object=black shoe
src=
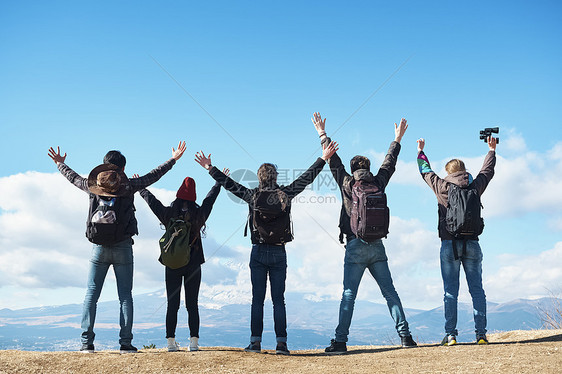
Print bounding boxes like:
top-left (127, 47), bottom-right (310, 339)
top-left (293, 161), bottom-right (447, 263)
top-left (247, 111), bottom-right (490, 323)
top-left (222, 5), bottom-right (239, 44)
top-left (325, 339), bottom-right (347, 354)
top-left (244, 341), bottom-right (261, 353)
top-left (120, 344), bottom-right (138, 354)
top-left (401, 335), bottom-right (418, 348)
top-left (275, 342), bottom-right (290, 355)
top-left (80, 343), bottom-right (95, 353)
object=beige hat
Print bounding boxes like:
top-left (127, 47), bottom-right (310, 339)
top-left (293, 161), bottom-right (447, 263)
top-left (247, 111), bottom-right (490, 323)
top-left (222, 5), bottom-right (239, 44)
top-left (87, 164), bottom-right (131, 197)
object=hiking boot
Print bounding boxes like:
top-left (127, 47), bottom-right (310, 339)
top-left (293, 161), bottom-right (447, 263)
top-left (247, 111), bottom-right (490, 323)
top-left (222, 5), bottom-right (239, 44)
top-left (401, 335), bottom-right (418, 348)
top-left (244, 341), bottom-right (261, 353)
top-left (80, 344), bottom-right (95, 353)
top-left (275, 342), bottom-right (290, 355)
top-left (325, 339), bottom-right (347, 354)
top-left (441, 335), bottom-right (457, 346)
top-left (120, 344), bottom-right (138, 354)
top-left (167, 337), bottom-right (179, 352)
top-left (188, 337), bottom-right (199, 352)
top-left (477, 335), bottom-right (489, 345)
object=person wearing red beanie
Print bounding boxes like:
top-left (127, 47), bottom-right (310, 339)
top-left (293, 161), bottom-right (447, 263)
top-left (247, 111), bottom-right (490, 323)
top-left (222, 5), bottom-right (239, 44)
top-left (138, 170), bottom-right (228, 352)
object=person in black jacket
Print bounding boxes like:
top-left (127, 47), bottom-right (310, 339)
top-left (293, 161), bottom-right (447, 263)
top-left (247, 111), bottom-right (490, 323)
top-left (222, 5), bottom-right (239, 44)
top-left (311, 112), bottom-right (417, 354)
top-left (138, 172), bottom-right (227, 352)
top-left (194, 141), bottom-right (338, 355)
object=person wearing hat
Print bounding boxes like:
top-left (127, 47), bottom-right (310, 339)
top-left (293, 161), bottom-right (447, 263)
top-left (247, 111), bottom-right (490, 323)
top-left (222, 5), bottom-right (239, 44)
top-left (138, 171), bottom-right (228, 352)
top-left (47, 142), bottom-right (186, 354)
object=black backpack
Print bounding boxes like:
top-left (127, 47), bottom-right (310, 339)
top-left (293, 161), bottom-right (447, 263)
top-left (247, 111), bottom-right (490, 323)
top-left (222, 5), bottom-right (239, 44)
top-left (445, 184), bottom-right (484, 258)
top-left (86, 194), bottom-right (135, 245)
top-left (247, 189), bottom-right (293, 244)
top-left (350, 180), bottom-right (390, 242)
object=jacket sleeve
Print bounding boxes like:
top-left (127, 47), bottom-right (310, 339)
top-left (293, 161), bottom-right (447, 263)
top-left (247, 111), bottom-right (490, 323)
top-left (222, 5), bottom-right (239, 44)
top-left (208, 166), bottom-right (253, 203)
top-left (417, 151), bottom-right (449, 204)
top-left (283, 157), bottom-right (326, 199)
top-left (129, 159), bottom-right (176, 192)
top-left (198, 181), bottom-right (222, 223)
top-left (321, 136), bottom-right (349, 188)
top-left (138, 188), bottom-right (172, 225)
top-left (471, 151), bottom-right (496, 195)
top-left (57, 163), bottom-right (89, 193)
top-left (373, 141), bottom-right (401, 189)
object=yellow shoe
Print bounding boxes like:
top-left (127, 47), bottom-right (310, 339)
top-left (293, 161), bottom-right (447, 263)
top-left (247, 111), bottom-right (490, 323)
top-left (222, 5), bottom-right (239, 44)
top-left (441, 335), bottom-right (457, 346)
top-left (477, 335), bottom-right (489, 345)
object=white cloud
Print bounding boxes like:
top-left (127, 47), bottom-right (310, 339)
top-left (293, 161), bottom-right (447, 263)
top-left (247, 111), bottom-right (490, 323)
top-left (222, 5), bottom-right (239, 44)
top-left (485, 241), bottom-right (562, 302)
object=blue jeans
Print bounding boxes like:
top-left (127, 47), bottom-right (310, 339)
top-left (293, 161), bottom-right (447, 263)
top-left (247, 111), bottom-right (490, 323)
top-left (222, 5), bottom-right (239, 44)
top-left (335, 238), bottom-right (411, 342)
top-left (249, 244), bottom-right (287, 343)
top-left (440, 240), bottom-right (487, 337)
top-left (81, 238), bottom-right (134, 345)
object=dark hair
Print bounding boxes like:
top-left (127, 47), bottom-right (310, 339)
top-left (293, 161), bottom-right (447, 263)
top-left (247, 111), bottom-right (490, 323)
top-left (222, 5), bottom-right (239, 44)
top-left (350, 155), bottom-right (370, 173)
top-left (103, 150), bottom-right (126, 169)
top-left (257, 163), bottom-right (278, 187)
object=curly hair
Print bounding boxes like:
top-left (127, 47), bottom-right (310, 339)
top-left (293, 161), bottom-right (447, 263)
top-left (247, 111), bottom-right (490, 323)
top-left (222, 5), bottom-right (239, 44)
top-left (257, 163), bottom-right (278, 187)
top-left (350, 155), bottom-right (371, 173)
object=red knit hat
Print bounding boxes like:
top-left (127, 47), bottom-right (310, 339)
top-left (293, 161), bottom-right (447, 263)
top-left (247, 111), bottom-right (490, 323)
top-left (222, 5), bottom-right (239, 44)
top-left (176, 177), bottom-right (196, 201)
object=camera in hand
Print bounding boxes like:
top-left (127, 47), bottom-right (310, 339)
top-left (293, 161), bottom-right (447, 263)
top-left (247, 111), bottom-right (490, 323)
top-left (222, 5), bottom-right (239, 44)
top-left (479, 127), bottom-right (499, 144)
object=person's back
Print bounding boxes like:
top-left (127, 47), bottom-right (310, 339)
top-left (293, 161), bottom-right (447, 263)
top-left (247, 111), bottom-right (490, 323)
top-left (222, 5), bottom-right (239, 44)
top-left (48, 142), bottom-right (186, 353)
top-left (416, 136), bottom-right (497, 346)
top-left (194, 141), bottom-right (338, 355)
top-left (312, 112), bottom-right (418, 353)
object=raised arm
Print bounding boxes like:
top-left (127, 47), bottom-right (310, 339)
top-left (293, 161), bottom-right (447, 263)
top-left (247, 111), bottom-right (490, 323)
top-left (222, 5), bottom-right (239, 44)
top-left (416, 138), bottom-right (448, 199)
top-left (372, 118), bottom-right (408, 189)
top-left (471, 136), bottom-right (497, 195)
top-left (130, 141), bottom-right (186, 192)
top-left (282, 142), bottom-right (336, 199)
top-left (312, 112), bottom-right (349, 186)
top-left (195, 151), bottom-right (253, 203)
top-left (48, 146), bottom-right (89, 192)
top-left (138, 188), bottom-right (171, 225)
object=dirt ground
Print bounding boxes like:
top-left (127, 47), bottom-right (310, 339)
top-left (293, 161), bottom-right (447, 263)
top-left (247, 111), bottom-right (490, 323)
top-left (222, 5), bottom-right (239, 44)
top-left (1, 329), bottom-right (561, 374)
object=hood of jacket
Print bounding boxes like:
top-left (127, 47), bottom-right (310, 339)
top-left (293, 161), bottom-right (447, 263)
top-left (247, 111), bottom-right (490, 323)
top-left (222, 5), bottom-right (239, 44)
top-left (352, 169), bottom-right (375, 183)
top-left (443, 171), bottom-right (474, 188)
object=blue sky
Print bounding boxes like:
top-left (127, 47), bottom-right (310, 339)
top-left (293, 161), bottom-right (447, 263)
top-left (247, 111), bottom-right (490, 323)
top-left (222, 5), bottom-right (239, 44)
top-left (1, 1), bottom-right (561, 311)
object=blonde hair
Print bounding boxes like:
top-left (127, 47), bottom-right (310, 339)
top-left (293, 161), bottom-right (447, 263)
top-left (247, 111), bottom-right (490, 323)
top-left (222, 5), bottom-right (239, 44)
top-left (445, 159), bottom-right (466, 175)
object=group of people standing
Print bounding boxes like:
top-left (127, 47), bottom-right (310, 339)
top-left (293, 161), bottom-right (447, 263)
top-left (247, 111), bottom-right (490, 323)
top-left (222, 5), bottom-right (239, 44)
top-left (48, 112), bottom-right (497, 354)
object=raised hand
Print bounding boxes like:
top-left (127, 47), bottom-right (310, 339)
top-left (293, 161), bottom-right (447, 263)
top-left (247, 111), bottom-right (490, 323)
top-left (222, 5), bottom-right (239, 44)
top-left (311, 112), bottom-right (327, 136)
top-left (417, 138), bottom-right (425, 153)
top-left (321, 140), bottom-right (339, 161)
top-left (487, 136), bottom-right (497, 151)
top-left (394, 118), bottom-right (408, 143)
top-left (48, 146), bottom-right (67, 165)
top-left (172, 141), bottom-right (187, 161)
top-left (194, 151), bottom-right (212, 170)
top-left (222, 168), bottom-right (230, 177)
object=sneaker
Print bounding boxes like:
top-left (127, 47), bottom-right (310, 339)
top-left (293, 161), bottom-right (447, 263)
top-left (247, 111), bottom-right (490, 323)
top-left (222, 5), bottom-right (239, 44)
top-left (477, 335), bottom-right (489, 345)
top-left (401, 335), bottom-right (418, 348)
top-left (120, 344), bottom-right (138, 354)
top-left (244, 341), bottom-right (261, 353)
top-left (275, 342), bottom-right (290, 355)
top-left (441, 335), bottom-right (457, 346)
top-left (167, 338), bottom-right (179, 352)
top-left (188, 337), bottom-right (199, 352)
top-left (324, 339), bottom-right (347, 355)
top-left (80, 344), bottom-right (95, 353)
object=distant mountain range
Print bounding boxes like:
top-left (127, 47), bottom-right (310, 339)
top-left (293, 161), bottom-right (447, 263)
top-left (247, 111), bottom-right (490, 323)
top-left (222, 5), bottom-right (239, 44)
top-left (0, 291), bottom-right (556, 351)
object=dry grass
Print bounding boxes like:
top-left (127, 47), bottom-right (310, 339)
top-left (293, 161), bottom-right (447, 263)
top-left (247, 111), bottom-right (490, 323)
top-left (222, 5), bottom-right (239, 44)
top-left (1, 329), bottom-right (561, 374)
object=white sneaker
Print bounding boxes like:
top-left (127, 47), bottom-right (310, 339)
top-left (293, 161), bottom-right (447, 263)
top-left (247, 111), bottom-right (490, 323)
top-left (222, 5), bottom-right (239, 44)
top-left (167, 338), bottom-right (179, 352)
top-left (188, 337), bottom-right (199, 352)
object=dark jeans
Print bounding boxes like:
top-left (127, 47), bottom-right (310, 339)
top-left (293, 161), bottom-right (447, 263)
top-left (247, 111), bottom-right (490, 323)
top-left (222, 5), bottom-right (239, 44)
top-left (249, 244), bottom-right (287, 343)
top-left (165, 264), bottom-right (202, 338)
